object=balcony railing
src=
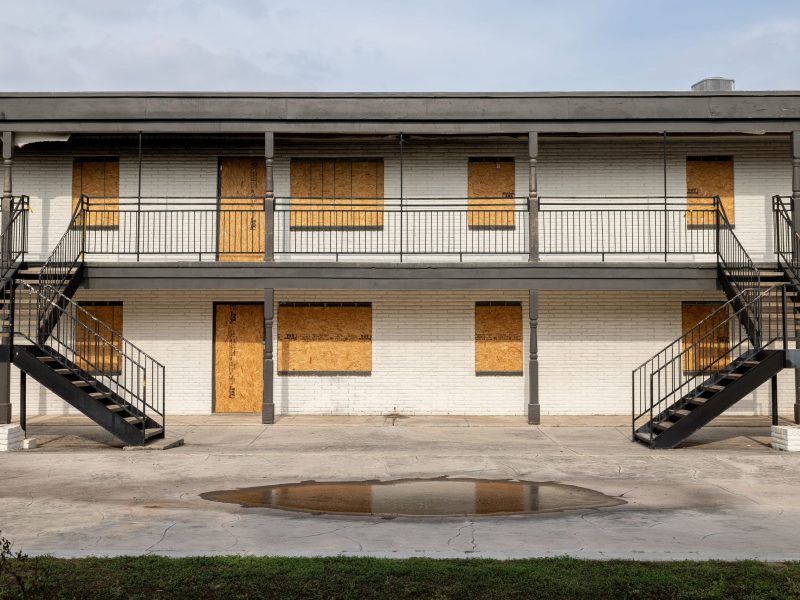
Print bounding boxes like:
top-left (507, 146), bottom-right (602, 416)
top-left (76, 195), bottom-right (719, 262)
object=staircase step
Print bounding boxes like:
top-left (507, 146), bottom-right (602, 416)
top-left (105, 404), bottom-right (125, 413)
top-left (701, 384), bottom-right (726, 392)
top-left (145, 428), bottom-right (164, 439)
top-left (686, 396), bottom-right (709, 405)
top-left (124, 415), bottom-right (144, 425)
top-left (88, 391), bottom-right (113, 399)
top-left (71, 380), bottom-right (92, 388)
top-left (37, 355), bottom-right (57, 362)
top-left (655, 420), bottom-right (675, 430)
top-left (673, 409), bottom-right (691, 418)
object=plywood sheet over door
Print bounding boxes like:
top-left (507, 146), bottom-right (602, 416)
top-left (72, 159), bottom-right (119, 228)
top-left (218, 158), bottom-right (265, 261)
top-left (686, 157), bottom-right (734, 226)
top-left (214, 303), bottom-right (264, 413)
top-left (467, 158), bottom-right (515, 228)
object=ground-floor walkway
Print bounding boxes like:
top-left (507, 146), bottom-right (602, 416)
top-left (1, 415), bottom-right (799, 560)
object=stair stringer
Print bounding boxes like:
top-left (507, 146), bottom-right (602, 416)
top-left (12, 345), bottom-right (149, 446)
top-left (646, 350), bottom-right (785, 449)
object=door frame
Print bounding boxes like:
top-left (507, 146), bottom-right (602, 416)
top-left (211, 301), bottom-right (265, 413)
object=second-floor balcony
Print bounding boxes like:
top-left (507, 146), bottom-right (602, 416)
top-left (71, 195), bottom-right (722, 264)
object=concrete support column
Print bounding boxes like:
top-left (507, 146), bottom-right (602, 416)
top-left (262, 287), bottom-right (275, 424)
top-left (264, 132), bottom-right (275, 262)
top-left (527, 132), bottom-right (539, 262)
top-left (527, 289), bottom-right (540, 424)
top-left (0, 132), bottom-right (12, 424)
top-left (793, 132), bottom-right (800, 424)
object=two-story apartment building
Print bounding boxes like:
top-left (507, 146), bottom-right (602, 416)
top-left (1, 83), bottom-right (799, 447)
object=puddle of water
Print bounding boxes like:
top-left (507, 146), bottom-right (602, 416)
top-left (200, 478), bottom-right (625, 517)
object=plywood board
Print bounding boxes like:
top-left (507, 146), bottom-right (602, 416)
top-left (290, 159), bottom-right (384, 228)
top-left (468, 158), bottom-right (516, 228)
top-left (218, 157), bottom-right (265, 262)
top-left (681, 302), bottom-right (729, 373)
top-left (278, 304), bottom-right (372, 374)
top-left (686, 157), bottom-right (734, 226)
top-left (475, 303), bottom-right (523, 375)
top-left (76, 302), bottom-right (123, 374)
top-left (214, 304), bottom-right (264, 413)
top-left (72, 159), bottom-right (119, 228)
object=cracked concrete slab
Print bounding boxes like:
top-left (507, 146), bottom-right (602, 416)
top-left (1, 416), bottom-right (799, 560)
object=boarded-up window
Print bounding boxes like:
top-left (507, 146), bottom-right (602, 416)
top-left (686, 156), bottom-right (734, 226)
top-left (475, 301), bottom-right (523, 375)
top-left (218, 157), bottom-right (265, 262)
top-left (468, 158), bottom-right (516, 229)
top-left (214, 303), bottom-right (264, 412)
top-left (681, 302), bottom-right (730, 373)
top-left (72, 159), bottom-right (119, 228)
top-left (278, 302), bottom-right (372, 375)
top-left (290, 159), bottom-right (384, 229)
top-left (76, 302), bottom-right (123, 374)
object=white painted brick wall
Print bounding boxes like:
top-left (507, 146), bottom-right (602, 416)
top-left (13, 136), bottom-right (793, 263)
top-left (10, 290), bottom-right (796, 418)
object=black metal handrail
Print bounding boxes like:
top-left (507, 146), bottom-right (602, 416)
top-left (632, 283), bottom-right (793, 444)
top-left (13, 280), bottom-right (165, 442)
top-left (773, 195), bottom-right (800, 283)
top-left (717, 197), bottom-right (760, 294)
top-left (0, 196), bottom-right (29, 282)
top-left (75, 195), bottom-right (727, 260)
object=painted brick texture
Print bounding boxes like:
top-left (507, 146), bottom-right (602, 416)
top-left (12, 136), bottom-right (793, 262)
top-left (10, 290), bottom-right (796, 418)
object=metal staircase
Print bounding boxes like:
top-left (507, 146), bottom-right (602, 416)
top-left (1, 195), bottom-right (166, 446)
top-left (632, 197), bottom-right (800, 448)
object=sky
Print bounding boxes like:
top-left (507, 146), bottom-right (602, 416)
top-left (1, 0), bottom-right (799, 92)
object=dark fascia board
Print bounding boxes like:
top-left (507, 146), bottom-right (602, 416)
top-left (81, 262), bottom-right (719, 292)
top-left (2, 92), bottom-right (800, 133)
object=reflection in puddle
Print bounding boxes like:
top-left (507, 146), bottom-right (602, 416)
top-left (200, 478), bottom-right (625, 517)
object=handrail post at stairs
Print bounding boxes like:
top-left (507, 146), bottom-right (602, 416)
top-left (714, 196), bottom-right (721, 264)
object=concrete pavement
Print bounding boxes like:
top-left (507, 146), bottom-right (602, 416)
top-left (1, 415), bottom-right (799, 560)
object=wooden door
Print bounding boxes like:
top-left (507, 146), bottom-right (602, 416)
top-left (686, 157), bottom-right (734, 226)
top-left (214, 304), bottom-right (264, 413)
top-left (218, 158), bottom-right (265, 261)
top-left (72, 159), bottom-right (119, 228)
top-left (681, 302), bottom-right (729, 373)
top-left (468, 158), bottom-right (515, 228)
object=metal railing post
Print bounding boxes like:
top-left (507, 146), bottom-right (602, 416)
top-left (782, 284), bottom-right (789, 351)
top-left (714, 196), bottom-right (721, 263)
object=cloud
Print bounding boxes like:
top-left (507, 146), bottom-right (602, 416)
top-left (0, 0), bottom-right (798, 91)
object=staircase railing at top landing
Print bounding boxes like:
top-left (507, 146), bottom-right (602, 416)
top-left (0, 196), bottom-right (29, 283)
top-left (773, 196), bottom-right (800, 285)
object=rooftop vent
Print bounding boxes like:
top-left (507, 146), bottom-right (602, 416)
top-left (691, 77), bottom-right (735, 92)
